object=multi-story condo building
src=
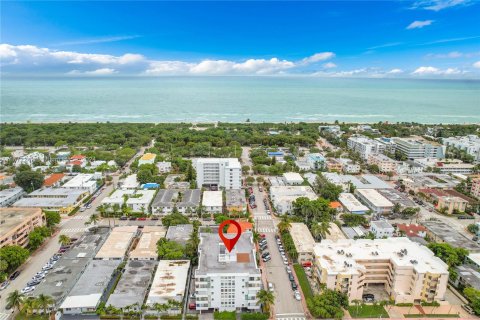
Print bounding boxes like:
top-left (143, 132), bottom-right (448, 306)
top-left (393, 137), bottom-right (446, 159)
top-left (313, 238), bottom-right (449, 304)
top-left (347, 135), bottom-right (385, 160)
top-left (368, 154), bottom-right (398, 173)
top-left (14, 151), bottom-right (46, 168)
top-left (194, 158), bottom-right (241, 189)
top-left (338, 158), bottom-right (361, 174)
top-left (0, 208), bottom-right (45, 248)
top-left (269, 186), bottom-right (317, 215)
top-left (443, 135), bottom-right (480, 162)
top-left (472, 178), bottom-right (480, 199)
top-left (194, 230), bottom-right (261, 312)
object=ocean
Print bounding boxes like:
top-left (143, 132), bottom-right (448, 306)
top-left (1, 77), bottom-right (479, 124)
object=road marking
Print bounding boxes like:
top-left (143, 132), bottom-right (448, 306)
top-left (275, 314), bottom-right (306, 320)
top-left (0, 313), bottom-right (10, 320)
top-left (254, 215), bottom-right (272, 220)
top-left (256, 227), bottom-right (276, 233)
top-left (60, 228), bottom-right (86, 234)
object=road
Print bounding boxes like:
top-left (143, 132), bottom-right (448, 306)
top-left (0, 144), bottom-right (148, 315)
top-left (250, 185), bottom-right (306, 320)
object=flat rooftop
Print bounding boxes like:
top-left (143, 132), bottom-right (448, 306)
top-left (290, 223), bottom-right (316, 253)
top-left (283, 172), bottom-right (304, 182)
top-left (314, 238), bottom-right (448, 276)
top-left (34, 228), bottom-right (110, 304)
top-left (323, 173), bottom-right (392, 189)
top-left (107, 260), bottom-right (157, 308)
top-left (146, 260), bottom-right (190, 306)
top-left (13, 188), bottom-right (86, 207)
top-left (202, 191), bottom-right (223, 207)
top-left (356, 189), bottom-right (393, 207)
top-left (196, 229), bottom-right (260, 275)
top-left (166, 224), bottom-right (193, 245)
top-left (455, 265), bottom-right (480, 290)
top-left (95, 226), bottom-right (138, 259)
top-left (226, 189), bottom-right (246, 207)
top-left (152, 189), bottom-right (201, 207)
top-left (338, 193), bottom-right (369, 213)
top-left (371, 220), bottom-right (394, 230)
top-left (129, 226), bottom-right (166, 260)
top-left (324, 222), bottom-right (346, 241)
top-left (377, 189), bottom-right (416, 207)
top-left (423, 220), bottom-right (480, 252)
top-left (0, 207), bottom-right (42, 235)
top-left (122, 174), bottom-right (139, 189)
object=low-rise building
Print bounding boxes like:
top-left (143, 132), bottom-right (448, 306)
top-left (156, 161), bottom-right (172, 173)
top-left (307, 153), bottom-right (325, 170)
top-left (63, 173), bottom-right (98, 194)
top-left (370, 220), bottom-right (394, 238)
top-left (164, 174), bottom-right (190, 190)
top-left (194, 230), bottom-right (261, 312)
top-left (472, 178), bottom-right (480, 199)
top-left (151, 189), bottom-right (201, 215)
top-left (129, 226), bottom-right (166, 260)
top-left (202, 190), bottom-right (223, 213)
top-left (166, 224), bottom-right (193, 245)
top-left (313, 238), bottom-right (449, 303)
top-left (126, 189), bottom-right (156, 212)
top-left (60, 260), bottom-right (121, 314)
top-left (269, 185), bottom-right (317, 215)
top-left (107, 260), bottom-right (157, 310)
top-left (146, 260), bottom-right (190, 308)
top-left (226, 189), bottom-right (247, 213)
top-left (453, 264), bottom-right (480, 291)
top-left (368, 154), bottom-right (398, 173)
top-left (376, 188), bottom-right (416, 209)
top-left (0, 187), bottom-right (25, 207)
top-left (397, 223), bottom-right (427, 238)
top-left (326, 159), bottom-right (343, 172)
top-left (66, 155), bottom-right (87, 171)
top-left (413, 158), bottom-right (475, 174)
top-left (401, 173), bottom-right (460, 192)
top-left (338, 193), bottom-right (369, 214)
top-left (43, 173), bottom-right (65, 187)
top-left (339, 159), bottom-right (360, 174)
top-left (0, 208), bottom-right (45, 248)
top-left (227, 221), bottom-right (253, 234)
top-left (14, 151), bottom-right (46, 167)
top-left (323, 173), bottom-right (392, 191)
top-left (436, 195), bottom-right (468, 214)
top-left (354, 189), bottom-right (394, 213)
top-left (290, 223), bottom-right (316, 264)
top-left (443, 135), bottom-right (480, 162)
top-left (139, 153), bottom-right (157, 166)
top-left (295, 159), bottom-right (311, 171)
top-left (323, 222), bottom-right (346, 241)
top-left (121, 174), bottom-right (139, 190)
top-left (423, 220), bottom-right (480, 252)
top-left (13, 188), bottom-right (88, 214)
top-left (282, 172), bottom-right (304, 185)
top-left (95, 226), bottom-right (138, 260)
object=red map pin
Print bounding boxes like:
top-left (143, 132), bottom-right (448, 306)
top-left (218, 219), bottom-right (242, 252)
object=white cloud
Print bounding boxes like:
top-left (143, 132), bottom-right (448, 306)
top-left (411, 0), bottom-right (471, 11)
top-left (301, 52), bottom-right (335, 64)
top-left (388, 68), bottom-right (404, 74)
top-left (407, 20), bottom-right (434, 30)
top-left (473, 61), bottom-right (480, 68)
top-left (68, 68), bottom-right (118, 75)
top-left (412, 66), bottom-right (467, 76)
top-left (322, 62), bottom-right (337, 69)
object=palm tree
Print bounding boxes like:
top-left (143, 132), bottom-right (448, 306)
top-left (311, 221), bottom-right (330, 241)
top-left (85, 213), bottom-right (99, 228)
top-left (277, 215), bottom-right (291, 234)
top-left (97, 203), bottom-right (107, 217)
top-left (256, 289), bottom-right (275, 313)
top-left (35, 294), bottom-right (54, 315)
top-left (58, 234), bottom-right (71, 246)
top-left (21, 297), bottom-right (37, 316)
top-left (352, 299), bottom-right (361, 317)
top-left (6, 290), bottom-right (24, 312)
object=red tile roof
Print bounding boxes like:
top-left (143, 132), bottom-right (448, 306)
top-left (236, 253), bottom-right (250, 263)
top-left (227, 221), bottom-right (253, 234)
top-left (43, 173), bottom-right (65, 187)
top-left (418, 188), bottom-right (448, 197)
top-left (397, 223), bottom-right (427, 237)
top-left (70, 155), bottom-right (86, 160)
top-left (68, 160), bottom-right (83, 166)
top-left (329, 201), bottom-right (342, 209)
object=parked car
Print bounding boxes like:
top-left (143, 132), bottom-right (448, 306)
top-left (294, 290), bottom-right (301, 301)
top-left (362, 293), bottom-right (374, 302)
top-left (9, 271), bottom-right (21, 280)
top-left (21, 286), bottom-right (35, 294)
top-left (129, 217), bottom-right (137, 221)
top-left (138, 217), bottom-right (147, 221)
top-left (262, 256), bottom-right (271, 262)
top-left (268, 282), bottom-right (274, 291)
top-left (151, 216), bottom-right (159, 220)
top-left (259, 187), bottom-right (263, 192)
top-left (189, 303), bottom-right (196, 310)
top-left (462, 304), bottom-right (475, 315)
top-left (291, 282), bottom-right (298, 290)
top-left (261, 252), bottom-right (270, 258)
top-left (260, 234), bottom-right (266, 238)
top-left (120, 216), bottom-right (128, 220)
top-left (0, 281), bottom-right (10, 290)
top-left (288, 273), bottom-right (295, 281)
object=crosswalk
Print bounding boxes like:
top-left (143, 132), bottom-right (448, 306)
top-left (256, 227), bottom-right (276, 233)
top-left (254, 215), bottom-right (272, 220)
top-left (276, 313), bottom-right (306, 320)
top-left (60, 228), bottom-right (86, 234)
top-left (0, 313), bottom-right (10, 320)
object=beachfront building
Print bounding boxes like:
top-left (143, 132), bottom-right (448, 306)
top-left (194, 230), bottom-right (261, 312)
top-left (354, 189), bottom-right (394, 213)
top-left (269, 186), bottom-right (317, 215)
top-left (13, 188), bottom-right (88, 214)
top-left (0, 187), bottom-right (25, 207)
top-left (393, 137), bottom-right (445, 159)
top-left (312, 238), bottom-right (449, 303)
top-left (0, 208), bottom-right (45, 248)
top-left (194, 158), bottom-right (241, 189)
top-left (202, 190), bottom-right (223, 213)
top-left (290, 223), bottom-right (316, 264)
top-left (139, 153), bottom-right (157, 166)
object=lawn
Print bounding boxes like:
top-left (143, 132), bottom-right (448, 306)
top-left (15, 314), bottom-right (48, 320)
top-left (347, 304), bottom-right (389, 318)
top-left (293, 263), bottom-right (313, 300)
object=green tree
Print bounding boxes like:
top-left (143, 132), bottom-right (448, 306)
top-left (256, 289), bottom-right (275, 313)
top-left (0, 245), bottom-right (30, 273)
top-left (342, 214), bottom-right (367, 227)
top-left (314, 175), bottom-right (343, 201)
top-left (161, 212), bottom-right (190, 227)
top-left (6, 290), bottom-right (24, 312)
top-left (156, 238), bottom-right (185, 259)
top-left (307, 289), bottom-right (348, 319)
top-left (468, 224), bottom-right (479, 234)
top-left (277, 215), bottom-right (292, 234)
top-left (464, 287), bottom-right (480, 315)
top-left (13, 169), bottom-right (44, 192)
top-left (35, 294), bottom-right (54, 315)
top-left (59, 235), bottom-right (71, 246)
top-left (428, 242), bottom-right (468, 268)
top-left (85, 214), bottom-right (100, 228)
top-left (44, 210), bottom-right (61, 227)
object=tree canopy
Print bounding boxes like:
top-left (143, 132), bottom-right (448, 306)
top-left (307, 289), bottom-right (349, 319)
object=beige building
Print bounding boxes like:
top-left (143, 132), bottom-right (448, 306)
top-left (313, 238), bottom-right (448, 304)
top-left (324, 222), bottom-right (347, 241)
top-left (290, 223), bottom-right (316, 264)
top-left (368, 154), bottom-right (398, 173)
top-left (437, 196), bottom-right (468, 214)
top-left (95, 226), bottom-right (138, 260)
top-left (0, 207), bottom-right (45, 248)
top-left (471, 178), bottom-right (480, 199)
top-left (129, 226), bottom-right (166, 260)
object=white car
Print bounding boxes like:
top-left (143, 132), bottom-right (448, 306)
top-left (21, 286), bottom-right (35, 294)
top-left (283, 259), bottom-right (289, 265)
top-left (268, 282), bottom-right (274, 291)
top-left (294, 290), bottom-right (301, 301)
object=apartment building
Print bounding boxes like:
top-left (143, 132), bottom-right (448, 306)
top-left (225, 189), bottom-right (247, 213)
top-left (194, 158), bottom-right (241, 189)
top-left (269, 186), bottom-right (317, 215)
top-left (472, 178), bottom-right (480, 199)
top-left (393, 137), bottom-right (446, 159)
top-left (307, 153), bottom-right (326, 170)
top-left (0, 187), bottom-right (25, 207)
top-left (13, 188), bottom-right (88, 214)
top-left (347, 135), bottom-right (385, 160)
top-left (312, 238), bottom-right (449, 303)
top-left (62, 173), bottom-right (99, 194)
top-left (290, 223), bottom-right (316, 264)
top-left (414, 158), bottom-right (474, 174)
top-left (202, 191), bottom-right (223, 213)
top-left (0, 208), bottom-right (45, 248)
top-left (370, 220), bottom-right (394, 238)
top-left (194, 230), bottom-right (261, 312)
top-left (338, 159), bottom-right (361, 174)
top-left (338, 193), bottom-right (369, 214)
top-left (368, 154), bottom-right (398, 173)
top-left (355, 189), bottom-right (394, 213)
top-left (139, 153), bottom-right (157, 166)
top-left (326, 158), bottom-right (343, 172)
top-left (14, 151), bottom-right (46, 167)
top-left (437, 196), bottom-right (468, 214)
top-left (443, 135), bottom-right (480, 162)
top-left (151, 189), bottom-right (201, 215)
top-left (146, 260), bottom-right (190, 308)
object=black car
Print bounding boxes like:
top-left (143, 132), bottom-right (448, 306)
top-left (362, 294), bottom-right (374, 302)
top-left (129, 217), bottom-right (137, 221)
top-left (120, 216), bottom-right (128, 220)
top-left (288, 273), bottom-right (295, 281)
top-left (261, 252), bottom-right (270, 258)
top-left (27, 280), bottom-right (41, 286)
top-left (9, 271), bottom-right (21, 280)
top-left (291, 282), bottom-right (298, 290)
top-left (151, 216), bottom-right (159, 220)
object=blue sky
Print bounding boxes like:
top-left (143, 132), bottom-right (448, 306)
top-left (1, 1), bottom-right (480, 78)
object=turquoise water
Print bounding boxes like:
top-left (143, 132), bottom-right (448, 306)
top-left (1, 77), bottom-right (479, 123)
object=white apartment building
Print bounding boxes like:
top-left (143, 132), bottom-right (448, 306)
top-left (62, 173), bottom-right (99, 194)
top-left (202, 190), bottom-right (223, 213)
top-left (338, 159), bottom-right (361, 174)
top-left (338, 193), bottom-right (369, 214)
top-left (14, 151), bottom-right (46, 167)
top-left (413, 158), bottom-right (475, 174)
top-left (370, 220), bottom-right (395, 238)
top-left (102, 189), bottom-right (155, 213)
top-left (195, 231), bottom-right (261, 312)
top-left (194, 158), bottom-right (241, 189)
top-left (355, 189), bottom-right (394, 213)
top-left (393, 137), bottom-right (446, 159)
top-left (347, 135), bottom-right (385, 160)
top-left (269, 186), bottom-right (317, 215)
top-left (282, 172), bottom-right (304, 185)
top-left (138, 153), bottom-right (156, 166)
top-left (313, 238), bottom-right (449, 303)
top-left (368, 154), bottom-right (398, 173)
top-left (156, 161), bottom-right (172, 173)
top-left (443, 135), bottom-right (480, 162)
